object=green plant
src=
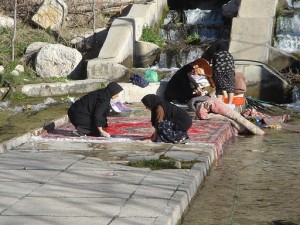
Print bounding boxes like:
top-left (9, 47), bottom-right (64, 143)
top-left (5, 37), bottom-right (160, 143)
top-left (186, 32), bottom-right (200, 45)
top-left (14, 93), bottom-right (28, 100)
top-left (127, 156), bottom-right (200, 170)
top-left (51, 76), bottom-right (68, 83)
top-left (140, 25), bottom-right (165, 47)
top-left (276, 0), bottom-right (285, 15)
top-left (127, 159), bottom-right (176, 170)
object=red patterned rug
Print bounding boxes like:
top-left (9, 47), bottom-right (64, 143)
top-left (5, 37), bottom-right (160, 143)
top-left (38, 116), bottom-right (235, 157)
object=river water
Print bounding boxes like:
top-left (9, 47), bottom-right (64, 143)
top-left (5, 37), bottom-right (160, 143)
top-left (181, 106), bottom-right (300, 225)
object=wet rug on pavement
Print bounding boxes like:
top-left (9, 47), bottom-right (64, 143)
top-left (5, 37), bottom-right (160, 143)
top-left (38, 117), bottom-right (234, 156)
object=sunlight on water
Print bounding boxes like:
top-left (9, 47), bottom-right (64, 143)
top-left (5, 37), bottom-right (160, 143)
top-left (274, 35), bottom-right (300, 53)
top-left (159, 7), bottom-right (225, 68)
top-left (185, 9), bottom-right (222, 25)
top-left (286, 0), bottom-right (300, 8)
top-left (276, 15), bottom-right (300, 35)
top-left (275, 14), bottom-right (300, 53)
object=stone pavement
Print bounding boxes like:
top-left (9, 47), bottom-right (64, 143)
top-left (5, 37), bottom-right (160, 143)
top-left (0, 104), bottom-right (236, 225)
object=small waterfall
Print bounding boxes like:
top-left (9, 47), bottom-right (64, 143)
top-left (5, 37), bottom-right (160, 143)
top-left (292, 86), bottom-right (300, 102)
top-left (158, 7), bottom-right (227, 68)
top-left (274, 6), bottom-right (300, 53)
top-left (288, 86), bottom-right (300, 112)
top-left (286, 0), bottom-right (300, 9)
top-left (185, 9), bottom-right (223, 26)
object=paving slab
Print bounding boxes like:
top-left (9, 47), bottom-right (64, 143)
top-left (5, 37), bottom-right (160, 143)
top-left (238, 0), bottom-right (278, 18)
top-left (0, 109), bottom-right (235, 225)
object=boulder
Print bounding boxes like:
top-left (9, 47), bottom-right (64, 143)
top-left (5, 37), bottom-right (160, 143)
top-left (87, 59), bottom-right (130, 82)
top-left (21, 42), bottom-right (49, 65)
top-left (222, 0), bottom-right (241, 18)
top-left (35, 44), bottom-right (82, 78)
top-left (32, 0), bottom-right (68, 31)
top-left (0, 14), bottom-right (14, 28)
top-left (0, 65), bottom-right (4, 74)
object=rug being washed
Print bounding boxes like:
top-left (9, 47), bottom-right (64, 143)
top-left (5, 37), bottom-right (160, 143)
top-left (38, 117), bottom-right (235, 157)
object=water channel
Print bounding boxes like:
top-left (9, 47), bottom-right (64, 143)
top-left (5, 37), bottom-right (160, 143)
top-left (159, 1), bottom-right (300, 224)
top-left (181, 124), bottom-right (300, 225)
top-left (0, 1), bottom-right (300, 224)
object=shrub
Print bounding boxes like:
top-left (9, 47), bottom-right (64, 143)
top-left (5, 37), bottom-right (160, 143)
top-left (140, 25), bottom-right (165, 47)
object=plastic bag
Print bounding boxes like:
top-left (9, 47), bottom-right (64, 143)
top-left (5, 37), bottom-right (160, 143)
top-left (129, 74), bottom-right (149, 88)
top-left (144, 70), bottom-right (159, 83)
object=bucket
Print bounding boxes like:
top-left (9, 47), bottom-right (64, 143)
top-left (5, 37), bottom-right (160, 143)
top-left (223, 97), bottom-right (246, 105)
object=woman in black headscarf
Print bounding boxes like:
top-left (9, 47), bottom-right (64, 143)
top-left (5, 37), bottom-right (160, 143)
top-left (68, 82), bottom-right (123, 137)
top-left (141, 94), bottom-right (192, 143)
top-left (164, 64), bottom-right (202, 103)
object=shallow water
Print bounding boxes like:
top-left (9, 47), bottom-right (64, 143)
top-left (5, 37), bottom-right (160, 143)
top-left (0, 100), bottom-right (148, 143)
top-left (181, 114), bottom-right (300, 225)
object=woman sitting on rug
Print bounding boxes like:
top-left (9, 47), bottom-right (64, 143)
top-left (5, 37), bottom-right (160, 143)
top-left (141, 94), bottom-right (192, 143)
top-left (164, 64), bottom-right (203, 103)
top-left (68, 82), bottom-right (123, 137)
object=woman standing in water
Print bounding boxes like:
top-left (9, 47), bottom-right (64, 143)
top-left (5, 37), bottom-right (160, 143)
top-left (141, 94), bottom-right (192, 143)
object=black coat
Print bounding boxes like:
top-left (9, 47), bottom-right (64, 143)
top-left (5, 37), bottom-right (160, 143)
top-left (142, 94), bottom-right (192, 132)
top-left (68, 82), bottom-right (123, 135)
top-left (164, 64), bottom-right (198, 103)
top-left (68, 89), bottom-right (111, 132)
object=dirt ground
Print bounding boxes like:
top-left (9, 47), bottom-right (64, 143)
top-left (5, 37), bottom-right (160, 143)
top-left (181, 129), bottom-right (300, 225)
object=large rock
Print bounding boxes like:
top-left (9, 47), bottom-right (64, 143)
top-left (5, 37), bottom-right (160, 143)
top-left (32, 0), bottom-right (68, 31)
top-left (0, 14), bottom-right (14, 28)
top-left (87, 59), bottom-right (130, 82)
top-left (222, 0), bottom-right (241, 18)
top-left (21, 42), bottom-right (49, 64)
top-left (35, 44), bottom-right (82, 78)
top-left (134, 41), bottom-right (160, 68)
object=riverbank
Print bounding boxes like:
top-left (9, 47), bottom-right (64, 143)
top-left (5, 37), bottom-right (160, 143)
top-left (0, 100), bottom-right (237, 225)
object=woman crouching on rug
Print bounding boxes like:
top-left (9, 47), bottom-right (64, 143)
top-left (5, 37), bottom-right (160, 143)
top-left (68, 82), bottom-right (123, 137)
top-left (141, 94), bottom-right (192, 144)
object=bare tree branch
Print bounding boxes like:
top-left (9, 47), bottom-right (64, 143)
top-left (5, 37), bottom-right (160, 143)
top-left (12, 0), bottom-right (17, 61)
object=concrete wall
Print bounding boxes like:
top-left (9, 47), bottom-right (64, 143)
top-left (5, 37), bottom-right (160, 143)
top-left (229, 0), bottom-right (278, 63)
top-left (87, 0), bottom-right (168, 81)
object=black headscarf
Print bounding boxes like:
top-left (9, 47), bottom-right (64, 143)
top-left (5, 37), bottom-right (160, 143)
top-left (142, 94), bottom-right (192, 131)
top-left (177, 64), bottom-right (194, 75)
top-left (142, 94), bottom-right (169, 126)
top-left (141, 94), bottom-right (163, 109)
top-left (201, 39), bottom-right (229, 62)
top-left (107, 82), bottom-right (123, 96)
top-left (164, 64), bottom-right (195, 103)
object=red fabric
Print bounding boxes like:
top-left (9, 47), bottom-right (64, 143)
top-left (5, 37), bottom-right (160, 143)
top-left (38, 116), bottom-right (235, 158)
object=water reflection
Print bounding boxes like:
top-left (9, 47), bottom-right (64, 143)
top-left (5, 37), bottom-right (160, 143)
top-left (181, 119), bottom-right (300, 225)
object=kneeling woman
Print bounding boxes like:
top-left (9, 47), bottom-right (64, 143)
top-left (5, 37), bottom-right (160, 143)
top-left (68, 82), bottom-right (123, 137)
top-left (141, 94), bottom-right (192, 143)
